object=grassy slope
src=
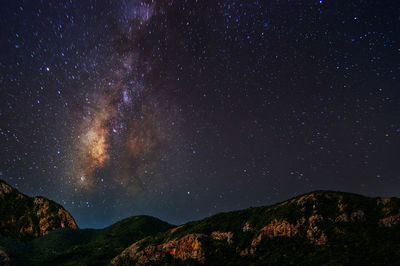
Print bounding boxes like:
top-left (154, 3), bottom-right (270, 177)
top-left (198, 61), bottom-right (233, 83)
top-left (0, 215), bottom-right (174, 265)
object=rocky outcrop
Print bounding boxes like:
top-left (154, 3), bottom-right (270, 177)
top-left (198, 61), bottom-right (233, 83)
top-left (306, 215), bottom-right (327, 245)
top-left (112, 230), bottom-right (237, 265)
top-left (211, 231), bottom-right (233, 244)
top-left (0, 250), bottom-right (10, 266)
top-left (379, 214), bottom-right (400, 227)
top-left (335, 213), bottom-right (349, 222)
top-left (166, 234), bottom-right (205, 262)
top-left (0, 182), bottom-right (13, 197)
top-left (58, 208), bottom-right (78, 229)
top-left (170, 225), bottom-right (183, 234)
top-left (242, 221), bottom-right (252, 232)
top-left (250, 215), bottom-right (327, 249)
top-left (111, 233), bottom-right (206, 265)
top-left (252, 219), bottom-right (301, 246)
top-left (0, 179), bottom-right (78, 241)
top-left (350, 210), bottom-right (365, 221)
top-left (296, 193), bottom-right (317, 205)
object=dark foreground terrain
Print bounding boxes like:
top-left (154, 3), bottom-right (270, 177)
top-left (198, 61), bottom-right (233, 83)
top-left (1, 179), bottom-right (400, 265)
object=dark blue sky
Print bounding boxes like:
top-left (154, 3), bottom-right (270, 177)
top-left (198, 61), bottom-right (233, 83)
top-left (0, 0), bottom-right (399, 228)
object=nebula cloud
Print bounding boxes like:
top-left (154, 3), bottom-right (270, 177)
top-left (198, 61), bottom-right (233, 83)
top-left (75, 103), bottom-right (114, 188)
top-left (70, 1), bottom-right (172, 192)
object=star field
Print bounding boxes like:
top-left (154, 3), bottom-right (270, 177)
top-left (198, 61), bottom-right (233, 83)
top-left (0, 0), bottom-right (399, 228)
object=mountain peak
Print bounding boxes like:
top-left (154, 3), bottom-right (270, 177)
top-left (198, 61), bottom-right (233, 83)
top-left (0, 180), bottom-right (13, 197)
top-left (0, 179), bottom-right (78, 241)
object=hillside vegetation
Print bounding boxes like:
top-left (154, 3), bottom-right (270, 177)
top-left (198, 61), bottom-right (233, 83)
top-left (112, 191), bottom-right (400, 265)
top-left (1, 185), bottom-right (400, 265)
top-left (0, 215), bottom-right (174, 265)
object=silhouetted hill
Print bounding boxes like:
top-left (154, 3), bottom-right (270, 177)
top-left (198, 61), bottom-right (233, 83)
top-left (0, 215), bottom-right (174, 265)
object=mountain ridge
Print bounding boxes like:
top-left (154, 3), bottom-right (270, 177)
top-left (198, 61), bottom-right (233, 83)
top-left (1, 181), bottom-right (400, 265)
top-left (111, 190), bottom-right (400, 265)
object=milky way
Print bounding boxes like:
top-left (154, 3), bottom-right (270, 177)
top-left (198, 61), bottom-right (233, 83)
top-left (0, 0), bottom-right (399, 228)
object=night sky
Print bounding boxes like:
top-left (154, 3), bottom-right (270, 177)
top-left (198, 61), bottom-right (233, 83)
top-left (0, 0), bottom-right (399, 228)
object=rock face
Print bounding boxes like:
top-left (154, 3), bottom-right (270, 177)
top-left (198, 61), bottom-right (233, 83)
top-left (249, 214), bottom-right (327, 254)
top-left (111, 234), bottom-right (207, 265)
top-left (0, 179), bottom-right (78, 241)
top-left (211, 231), bottom-right (233, 244)
top-left (379, 213), bottom-right (400, 227)
top-left (112, 191), bottom-right (400, 265)
top-left (111, 231), bottom-right (237, 265)
top-left (0, 250), bottom-right (10, 266)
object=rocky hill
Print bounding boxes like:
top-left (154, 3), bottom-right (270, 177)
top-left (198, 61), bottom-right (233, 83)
top-left (1, 184), bottom-right (400, 265)
top-left (112, 191), bottom-right (400, 265)
top-left (0, 179), bottom-right (77, 241)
